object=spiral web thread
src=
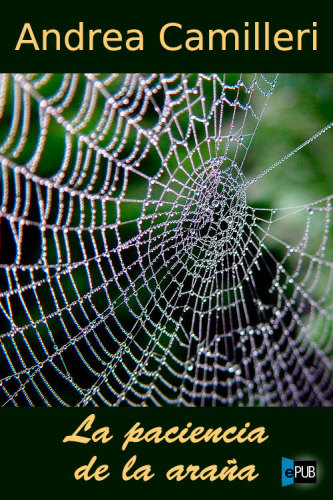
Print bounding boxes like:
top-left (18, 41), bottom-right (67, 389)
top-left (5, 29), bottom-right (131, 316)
top-left (0, 73), bottom-right (332, 407)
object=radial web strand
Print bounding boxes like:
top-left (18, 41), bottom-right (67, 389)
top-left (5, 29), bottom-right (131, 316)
top-left (0, 73), bottom-right (332, 406)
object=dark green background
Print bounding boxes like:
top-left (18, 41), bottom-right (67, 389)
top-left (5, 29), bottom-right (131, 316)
top-left (1, 408), bottom-right (332, 499)
top-left (0, 2), bottom-right (331, 72)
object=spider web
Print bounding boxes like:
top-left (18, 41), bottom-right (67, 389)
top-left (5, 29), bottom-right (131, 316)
top-left (0, 73), bottom-right (332, 407)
